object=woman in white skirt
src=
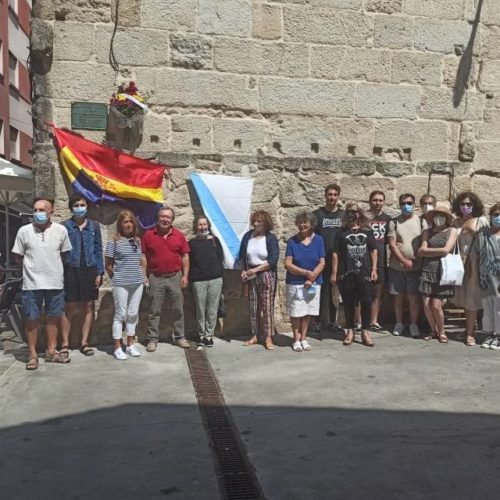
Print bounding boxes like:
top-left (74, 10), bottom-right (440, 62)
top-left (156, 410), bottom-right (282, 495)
top-left (284, 210), bottom-right (325, 351)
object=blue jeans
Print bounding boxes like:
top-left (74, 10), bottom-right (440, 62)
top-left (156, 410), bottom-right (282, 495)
top-left (21, 290), bottom-right (65, 321)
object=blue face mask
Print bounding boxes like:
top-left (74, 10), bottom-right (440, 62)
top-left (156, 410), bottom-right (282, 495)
top-left (33, 212), bottom-right (49, 224)
top-left (72, 207), bottom-right (87, 218)
top-left (492, 215), bottom-right (500, 228)
top-left (401, 203), bottom-right (414, 215)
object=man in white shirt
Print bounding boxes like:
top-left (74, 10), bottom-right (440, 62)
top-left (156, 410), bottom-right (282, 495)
top-left (12, 198), bottom-right (72, 370)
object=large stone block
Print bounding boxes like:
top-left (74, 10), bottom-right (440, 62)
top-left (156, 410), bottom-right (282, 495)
top-left (279, 175), bottom-right (307, 207)
top-left (33, 0), bottom-right (55, 20)
top-left (54, 22), bottom-right (95, 62)
top-left (477, 109), bottom-right (500, 142)
top-left (307, 0), bottom-right (362, 7)
top-left (171, 116), bottom-right (213, 154)
top-left (376, 162), bottom-right (415, 177)
top-left (213, 119), bottom-right (266, 154)
top-left (170, 34), bottom-right (213, 70)
top-left (283, 7), bottom-right (373, 46)
top-left (465, 0), bottom-right (500, 27)
top-left (374, 120), bottom-right (449, 161)
top-left (252, 2), bottom-right (282, 40)
top-left (481, 25), bottom-right (500, 60)
top-left (311, 47), bottom-right (391, 83)
top-left (442, 54), bottom-right (479, 88)
top-left (340, 176), bottom-right (396, 205)
top-left (31, 19), bottom-right (54, 75)
top-left (395, 175), bottom-right (451, 202)
top-left (414, 19), bottom-right (471, 54)
top-left (214, 38), bottom-right (309, 77)
top-left (473, 141), bottom-right (500, 175)
top-left (472, 175), bottom-right (500, 205)
top-left (420, 87), bottom-right (486, 121)
top-left (356, 84), bottom-right (420, 119)
top-left (373, 14), bottom-right (414, 49)
top-left (266, 116), bottom-right (374, 157)
top-left (111, 0), bottom-right (140, 27)
top-left (139, 69), bottom-right (258, 111)
top-left (403, 0), bottom-right (463, 19)
top-left (198, 0), bottom-right (252, 37)
top-left (364, 0), bottom-right (402, 14)
top-left (96, 26), bottom-right (170, 66)
top-left (253, 170), bottom-right (280, 203)
top-left (340, 158), bottom-right (377, 175)
top-left (141, 113), bottom-right (171, 152)
top-left (141, 0), bottom-right (197, 31)
top-left (260, 78), bottom-right (355, 116)
top-left (44, 62), bottom-right (117, 101)
top-left (391, 51), bottom-right (442, 86)
top-left (478, 60), bottom-right (500, 94)
top-left (53, 0), bottom-right (111, 22)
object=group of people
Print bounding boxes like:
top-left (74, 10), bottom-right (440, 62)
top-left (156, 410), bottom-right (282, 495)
top-left (10, 184), bottom-right (500, 370)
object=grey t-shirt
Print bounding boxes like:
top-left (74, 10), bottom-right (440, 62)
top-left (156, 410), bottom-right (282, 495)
top-left (12, 222), bottom-right (72, 290)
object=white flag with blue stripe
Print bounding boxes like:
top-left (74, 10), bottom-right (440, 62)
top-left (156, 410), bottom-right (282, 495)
top-left (190, 172), bottom-right (253, 269)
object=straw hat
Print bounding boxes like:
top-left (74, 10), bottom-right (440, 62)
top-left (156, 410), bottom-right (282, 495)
top-left (425, 202), bottom-right (454, 225)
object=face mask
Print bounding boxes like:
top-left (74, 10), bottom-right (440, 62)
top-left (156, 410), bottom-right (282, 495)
top-left (401, 204), bottom-right (413, 215)
top-left (433, 215), bottom-right (446, 227)
top-left (347, 211), bottom-right (358, 222)
top-left (197, 230), bottom-right (210, 237)
top-left (33, 212), bottom-right (49, 224)
top-left (492, 215), bottom-right (500, 228)
top-left (72, 207), bottom-right (87, 218)
top-left (460, 205), bottom-right (473, 216)
top-left (422, 204), bottom-right (434, 215)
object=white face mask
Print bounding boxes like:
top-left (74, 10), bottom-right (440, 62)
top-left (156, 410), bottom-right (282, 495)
top-left (422, 204), bottom-right (434, 215)
top-left (433, 215), bottom-right (447, 227)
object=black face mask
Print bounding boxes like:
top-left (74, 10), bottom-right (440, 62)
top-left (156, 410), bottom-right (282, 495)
top-left (347, 211), bottom-right (358, 222)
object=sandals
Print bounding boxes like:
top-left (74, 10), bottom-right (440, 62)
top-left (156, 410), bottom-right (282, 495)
top-left (59, 345), bottom-right (70, 359)
top-left (301, 340), bottom-right (311, 351)
top-left (26, 356), bottom-right (38, 371)
top-left (437, 332), bottom-right (449, 344)
top-left (292, 341), bottom-right (303, 352)
top-left (80, 345), bottom-right (95, 356)
top-left (45, 350), bottom-right (71, 363)
top-left (264, 338), bottom-right (275, 350)
top-left (423, 333), bottom-right (436, 341)
top-left (343, 330), bottom-right (354, 346)
top-left (465, 336), bottom-right (476, 347)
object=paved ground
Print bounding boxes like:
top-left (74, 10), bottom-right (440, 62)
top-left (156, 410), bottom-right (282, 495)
top-left (1, 328), bottom-right (499, 500)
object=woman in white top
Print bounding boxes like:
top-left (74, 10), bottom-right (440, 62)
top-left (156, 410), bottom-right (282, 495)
top-left (451, 192), bottom-right (488, 346)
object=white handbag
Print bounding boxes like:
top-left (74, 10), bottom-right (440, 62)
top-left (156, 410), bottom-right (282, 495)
top-left (440, 242), bottom-right (465, 286)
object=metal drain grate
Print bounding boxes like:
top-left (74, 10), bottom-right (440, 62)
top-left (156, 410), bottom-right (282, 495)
top-left (185, 348), bottom-right (264, 500)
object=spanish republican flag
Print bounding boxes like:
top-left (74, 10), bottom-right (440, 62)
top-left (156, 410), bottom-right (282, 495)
top-left (53, 127), bottom-right (166, 228)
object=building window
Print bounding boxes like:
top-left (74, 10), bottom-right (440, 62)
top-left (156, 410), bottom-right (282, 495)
top-left (10, 127), bottom-right (20, 160)
top-left (9, 52), bottom-right (18, 88)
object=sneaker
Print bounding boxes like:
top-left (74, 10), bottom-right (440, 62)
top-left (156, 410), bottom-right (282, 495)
top-left (481, 335), bottom-right (495, 349)
top-left (146, 341), bottom-right (157, 353)
top-left (301, 340), bottom-right (312, 351)
top-left (205, 337), bottom-right (214, 347)
top-left (370, 322), bottom-right (383, 332)
top-left (114, 347), bottom-right (127, 360)
top-left (174, 337), bottom-right (191, 349)
top-left (126, 344), bottom-right (141, 357)
top-left (329, 323), bottom-right (345, 333)
top-left (489, 336), bottom-right (500, 350)
top-left (392, 322), bottom-right (405, 336)
top-left (409, 323), bottom-right (420, 338)
top-left (292, 341), bottom-right (303, 352)
top-left (355, 322), bottom-right (362, 333)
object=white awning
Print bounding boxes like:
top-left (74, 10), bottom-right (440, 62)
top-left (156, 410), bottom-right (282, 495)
top-left (0, 157), bottom-right (33, 194)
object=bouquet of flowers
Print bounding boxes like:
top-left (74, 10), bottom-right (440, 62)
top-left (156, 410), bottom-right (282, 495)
top-left (109, 81), bottom-right (148, 128)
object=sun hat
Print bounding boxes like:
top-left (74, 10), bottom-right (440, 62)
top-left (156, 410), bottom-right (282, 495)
top-left (425, 202), bottom-right (454, 225)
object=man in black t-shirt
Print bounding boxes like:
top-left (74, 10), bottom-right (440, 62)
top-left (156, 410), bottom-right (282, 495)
top-left (312, 183), bottom-right (345, 332)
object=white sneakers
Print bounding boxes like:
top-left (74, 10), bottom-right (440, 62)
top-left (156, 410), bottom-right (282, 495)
top-left (481, 335), bottom-right (500, 350)
top-left (114, 344), bottom-right (141, 360)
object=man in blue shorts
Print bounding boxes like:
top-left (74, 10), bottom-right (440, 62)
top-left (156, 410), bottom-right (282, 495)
top-left (12, 197), bottom-right (72, 370)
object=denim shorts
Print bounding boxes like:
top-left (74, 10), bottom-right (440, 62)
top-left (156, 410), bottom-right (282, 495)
top-left (388, 269), bottom-right (420, 295)
top-left (21, 290), bottom-right (65, 320)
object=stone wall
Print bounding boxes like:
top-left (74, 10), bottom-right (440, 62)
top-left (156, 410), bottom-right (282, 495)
top-left (31, 0), bottom-right (500, 341)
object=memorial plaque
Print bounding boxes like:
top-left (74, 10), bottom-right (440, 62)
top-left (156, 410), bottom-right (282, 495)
top-left (71, 102), bottom-right (108, 131)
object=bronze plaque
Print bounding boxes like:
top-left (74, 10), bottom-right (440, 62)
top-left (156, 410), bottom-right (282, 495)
top-left (71, 102), bottom-right (108, 131)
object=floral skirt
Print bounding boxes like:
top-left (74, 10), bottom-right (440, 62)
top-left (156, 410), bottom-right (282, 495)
top-left (418, 270), bottom-right (455, 298)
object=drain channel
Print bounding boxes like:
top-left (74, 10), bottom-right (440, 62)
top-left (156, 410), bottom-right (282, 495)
top-left (185, 348), bottom-right (264, 500)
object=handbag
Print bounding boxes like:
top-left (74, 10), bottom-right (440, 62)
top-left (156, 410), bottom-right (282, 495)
top-left (440, 241), bottom-right (465, 286)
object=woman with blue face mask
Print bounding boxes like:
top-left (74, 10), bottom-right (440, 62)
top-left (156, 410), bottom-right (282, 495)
top-left (60, 194), bottom-right (104, 358)
top-left (477, 203), bottom-right (500, 350)
top-left (452, 192), bottom-right (488, 346)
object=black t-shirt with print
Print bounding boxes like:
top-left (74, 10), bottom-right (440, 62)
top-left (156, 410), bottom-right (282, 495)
top-left (313, 207), bottom-right (345, 257)
top-left (334, 228), bottom-right (376, 279)
top-left (368, 212), bottom-right (391, 269)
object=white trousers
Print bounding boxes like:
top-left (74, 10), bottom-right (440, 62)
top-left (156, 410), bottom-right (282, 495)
top-left (482, 295), bottom-right (500, 334)
top-left (112, 283), bottom-right (144, 339)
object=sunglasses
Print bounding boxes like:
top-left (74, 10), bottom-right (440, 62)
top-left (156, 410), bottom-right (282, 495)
top-left (128, 238), bottom-right (138, 251)
top-left (460, 202), bottom-right (473, 207)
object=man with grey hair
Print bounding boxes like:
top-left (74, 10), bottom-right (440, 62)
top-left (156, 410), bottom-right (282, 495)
top-left (141, 206), bottom-right (191, 351)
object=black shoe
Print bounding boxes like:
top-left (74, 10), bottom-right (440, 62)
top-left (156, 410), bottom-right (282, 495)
top-left (204, 337), bottom-right (214, 347)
